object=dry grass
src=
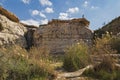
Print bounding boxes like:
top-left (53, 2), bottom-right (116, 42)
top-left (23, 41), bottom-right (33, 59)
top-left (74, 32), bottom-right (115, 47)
top-left (0, 6), bottom-right (19, 22)
top-left (0, 45), bottom-right (56, 80)
top-left (83, 33), bottom-right (120, 80)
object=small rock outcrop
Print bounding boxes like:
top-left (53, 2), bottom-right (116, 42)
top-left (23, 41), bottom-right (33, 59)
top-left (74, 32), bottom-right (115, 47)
top-left (0, 6), bottom-right (27, 48)
top-left (33, 18), bottom-right (93, 53)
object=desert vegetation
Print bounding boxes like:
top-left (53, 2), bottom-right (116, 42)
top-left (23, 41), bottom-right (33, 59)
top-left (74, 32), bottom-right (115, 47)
top-left (0, 45), bottom-right (56, 80)
top-left (83, 33), bottom-right (120, 80)
top-left (0, 4), bottom-right (120, 80)
top-left (94, 16), bottom-right (120, 37)
top-left (110, 37), bottom-right (120, 54)
top-left (0, 32), bottom-right (120, 80)
top-left (63, 42), bottom-right (90, 72)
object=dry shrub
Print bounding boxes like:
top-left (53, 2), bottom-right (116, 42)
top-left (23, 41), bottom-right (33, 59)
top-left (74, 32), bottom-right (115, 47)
top-left (29, 46), bottom-right (50, 60)
top-left (0, 45), bottom-right (55, 80)
top-left (110, 37), bottom-right (120, 54)
top-left (83, 58), bottom-right (119, 80)
top-left (28, 46), bottom-right (55, 79)
top-left (83, 32), bottom-right (120, 80)
top-left (63, 42), bottom-right (90, 72)
top-left (92, 32), bottom-right (114, 54)
top-left (91, 32), bottom-right (117, 61)
top-left (0, 45), bottom-right (29, 80)
top-left (91, 32), bottom-right (117, 70)
top-left (94, 56), bottom-right (115, 72)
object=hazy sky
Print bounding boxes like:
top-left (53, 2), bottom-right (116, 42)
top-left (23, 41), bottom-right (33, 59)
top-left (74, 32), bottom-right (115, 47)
top-left (0, 0), bottom-right (120, 30)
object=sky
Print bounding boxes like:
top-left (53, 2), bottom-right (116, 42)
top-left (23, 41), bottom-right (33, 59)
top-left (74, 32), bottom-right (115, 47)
top-left (0, 0), bottom-right (120, 30)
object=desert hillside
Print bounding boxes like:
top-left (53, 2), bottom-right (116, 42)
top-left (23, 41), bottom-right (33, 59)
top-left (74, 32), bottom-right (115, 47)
top-left (94, 16), bottom-right (120, 37)
top-left (0, 6), bottom-right (120, 80)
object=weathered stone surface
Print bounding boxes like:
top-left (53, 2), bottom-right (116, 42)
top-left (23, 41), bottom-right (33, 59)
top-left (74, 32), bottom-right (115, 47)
top-left (33, 18), bottom-right (93, 53)
top-left (0, 6), bottom-right (19, 22)
top-left (0, 14), bottom-right (27, 47)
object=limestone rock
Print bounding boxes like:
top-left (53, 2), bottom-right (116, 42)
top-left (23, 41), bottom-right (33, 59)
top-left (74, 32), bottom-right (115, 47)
top-left (33, 18), bottom-right (93, 53)
top-left (0, 14), bottom-right (27, 47)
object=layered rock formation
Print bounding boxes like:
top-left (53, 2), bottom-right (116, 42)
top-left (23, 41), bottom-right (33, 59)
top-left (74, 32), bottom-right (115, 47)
top-left (0, 6), bottom-right (93, 53)
top-left (34, 18), bottom-right (93, 53)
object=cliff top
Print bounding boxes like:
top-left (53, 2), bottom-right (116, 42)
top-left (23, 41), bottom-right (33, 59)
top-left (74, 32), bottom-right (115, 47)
top-left (48, 18), bottom-right (90, 26)
top-left (0, 6), bottom-right (19, 22)
top-left (21, 23), bottom-right (38, 29)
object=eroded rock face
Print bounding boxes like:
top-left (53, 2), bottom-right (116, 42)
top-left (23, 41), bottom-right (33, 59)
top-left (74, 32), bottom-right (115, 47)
top-left (33, 18), bottom-right (93, 53)
top-left (0, 14), bottom-right (27, 47)
top-left (0, 6), bottom-right (39, 48)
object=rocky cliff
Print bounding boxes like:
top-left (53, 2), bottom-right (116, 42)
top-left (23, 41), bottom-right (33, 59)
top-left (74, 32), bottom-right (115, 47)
top-left (0, 6), bottom-right (37, 48)
top-left (0, 13), bottom-right (27, 47)
top-left (0, 6), bottom-right (93, 52)
top-left (33, 18), bottom-right (93, 53)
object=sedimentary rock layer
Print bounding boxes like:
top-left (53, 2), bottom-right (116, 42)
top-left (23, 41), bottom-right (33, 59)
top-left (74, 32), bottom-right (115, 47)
top-left (34, 18), bottom-right (93, 53)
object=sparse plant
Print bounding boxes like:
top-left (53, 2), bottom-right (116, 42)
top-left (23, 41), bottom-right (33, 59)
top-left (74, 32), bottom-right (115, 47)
top-left (110, 37), bottom-right (120, 54)
top-left (0, 45), bottom-right (55, 80)
top-left (28, 46), bottom-right (55, 79)
top-left (83, 32), bottom-right (120, 80)
top-left (63, 42), bottom-right (90, 72)
top-left (0, 45), bottom-right (29, 80)
top-left (29, 46), bottom-right (50, 60)
top-left (91, 32), bottom-right (117, 60)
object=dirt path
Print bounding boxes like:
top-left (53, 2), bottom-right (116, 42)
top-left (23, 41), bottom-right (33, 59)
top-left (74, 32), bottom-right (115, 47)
top-left (55, 65), bottom-right (93, 80)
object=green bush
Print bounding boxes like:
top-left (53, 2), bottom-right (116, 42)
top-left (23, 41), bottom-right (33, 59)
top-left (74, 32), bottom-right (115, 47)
top-left (63, 42), bottom-right (90, 72)
top-left (83, 60), bottom-right (120, 80)
top-left (0, 46), bottom-right (29, 80)
top-left (83, 42), bottom-right (119, 80)
top-left (83, 67), bottom-right (120, 80)
top-left (110, 37), bottom-right (120, 54)
top-left (98, 70), bottom-right (116, 80)
top-left (94, 57), bottom-right (116, 80)
top-left (82, 67), bottom-right (96, 77)
top-left (83, 33), bottom-right (120, 80)
top-left (28, 46), bottom-right (55, 79)
top-left (94, 32), bottom-right (120, 54)
top-left (115, 70), bottom-right (120, 80)
top-left (0, 45), bottom-right (54, 80)
top-left (83, 57), bottom-right (117, 80)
